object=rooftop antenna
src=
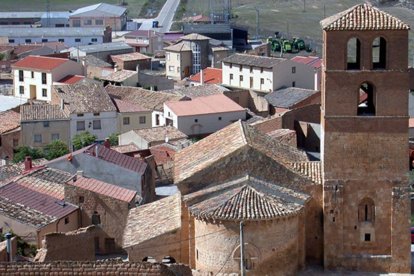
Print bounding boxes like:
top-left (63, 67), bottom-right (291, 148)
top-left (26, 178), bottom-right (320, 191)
top-left (46, 0), bottom-right (51, 27)
top-left (255, 7), bottom-right (260, 40)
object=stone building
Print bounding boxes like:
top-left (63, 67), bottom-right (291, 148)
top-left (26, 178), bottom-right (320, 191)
top-left (121, 4), bottom-right (411, 274)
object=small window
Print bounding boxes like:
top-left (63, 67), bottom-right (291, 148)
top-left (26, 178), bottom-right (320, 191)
top-left (73, 19), bottom-right (81, 27)
top-left (51, 133), bottom-right (59, 140)
top-left (372, 37), bottom-right (386, 70)
top-left (13, 138), bottom-right (18, 147)
top-left (169, 66), bottom-right (174, 72)
top-left (250, 66), bottom-right (253, 73)
top-left (19, 86), bottom-right (24, 94)
top-left (260, 78), bottom-right (264, 85)
top-left (364, 233), bottom-right (371, 242)
top-left (41, 73), bottom-right (47, 84)
top-left (91, 38), bottom-right (98, 43)
top-left (230, 74), bottom-right (233, 80)
top-left (84, 19), bottom-right (92, 25)
top-left (347, 37), bottom-right (361, 70)
top-left (292, 67), bottom-right (296, 74)
top-left (64, 217), bottom-right (69, 224)
top-left (358, 197), bottom-right (375, 223)
top-left (79, 196), bottom-right (84, 204)
top-left (177, 54), bottom-right (179, 61)
top-left (194, 119), bottom-right (198, 123)
top-left (93, 112), bottom-right (100, 116)
top-left (31, 71), bottom-right (34, 78)
top-left (95, 19), bottom-right (103, 25)
top-left (8, 39), bottom-right (14, 43)
top-left (240, 75), bottom-right (243, 82)
top-left (218, 117), bottom-right (222, 121)
top-left (260, 68), bottom-right (263, 73)
top-left (123, 117), bottom-right (130, 125)
top-left (43, 121), bottom-right (49, 128)
top-left (230, 63), bottom-right (232, 68)
top-left (77, 113), bottom-right (84, 117)
top-left (239, 65), bottom-right (242, 71)
top-left (75, 38), bottom-right (81, 43)
top-left (358, 82), bottom-right (375, 116)
top-left (92, 211), bottom-right (101, 225)
top-left (139, 116), bottom-right (146, 124)
top-left (19, 70), bottom-right (23, 82)
top-left (58, 38), bottom-right (64, 43)
top-left (292, 81), bottom-right (296, 87)
top-left (42, 39), bottom-right (48, 43)
top-left (25, 39), bottom-right (32, 43)
top-left (93, 120), bottom-right (101, 130)
top-left (34, 134), bottom-right (42, 143)
top-left (42, 89), bottom-right (47, 97)
top-left (76, 121), bottom-right (85, 131)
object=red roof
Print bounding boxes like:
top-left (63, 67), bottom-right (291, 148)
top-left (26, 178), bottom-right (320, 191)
top-left (70, 176), bottom-right (136, 203)
top-left (58, 75), bottom-right (85, 84)
top-left (149, 144), bottom-right (176, 165)
top-left (12, 55), bottom-right (70, 71)
top-left (189, 67), bottom-right (222, 84)
top-left (165, 94), bottom-right (244, 117)
top-left (113, 98), bottom-right (148, 113)
top-left (291, 56), bottom-right (322, 69)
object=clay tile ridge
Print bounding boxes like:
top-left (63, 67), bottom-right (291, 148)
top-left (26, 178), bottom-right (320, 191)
top-left (12, 55), bottom-right (70, 71)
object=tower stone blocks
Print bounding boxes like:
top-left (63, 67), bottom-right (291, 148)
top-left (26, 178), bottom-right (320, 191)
top-left (320, 4), bottom-right (411, 273)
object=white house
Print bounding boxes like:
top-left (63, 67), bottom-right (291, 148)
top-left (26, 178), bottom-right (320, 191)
top-left (164, 94), bottom-right (246, 136)
top-left (222, 53), bottom-right (319, 92)
top-left (12, 55), bottom-right (83, 102)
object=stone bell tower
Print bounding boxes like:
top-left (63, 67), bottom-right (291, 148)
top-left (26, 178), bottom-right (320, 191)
top-left (320, 4), bottom-right (411, 273)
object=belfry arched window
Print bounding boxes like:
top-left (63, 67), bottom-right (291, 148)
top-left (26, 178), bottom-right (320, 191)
top-left (357, 82), bottom-right (376, 116)
top-left (347, 37), bottom-right (361, 70)
top-left (372, 37), bottom-right (386, 69)
top-left (358, 198), bottom-right (375, 223)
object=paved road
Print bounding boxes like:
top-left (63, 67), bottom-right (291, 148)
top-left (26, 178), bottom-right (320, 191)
top-left (138, 0), bottom-right (180, 33)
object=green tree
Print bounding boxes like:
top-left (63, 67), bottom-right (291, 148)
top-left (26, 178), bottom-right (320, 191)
top-left (13, 146), bottom-right (44, 163)
top-left (43, 140), bottom-right (69, 160)
top-left (108, 133), bottom-right (119, 147)
top-left (72, 131), bottom-right (97, 150)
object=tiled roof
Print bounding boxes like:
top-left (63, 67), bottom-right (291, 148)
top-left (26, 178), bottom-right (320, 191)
top-left (79, 55), bottom-right (111, 68)
top-left (111, 143), bottom-right (140, 154)
top-left (189, 68), bottom-right (222, 85)
top-left (163, 84), bottom-right (228, 99)
top-left (265, 87), bottom-right (319, 108)
top-left (106, 85), bottom-right (184, 111)
top-left (0, 159), bottom-right (47, 186)
top-left (184, 175), bottom-right (309, 221)
top-left (112, 98), bottom-right (148, 113)
top-left (133, 126), bottom-right (187, 143)
top-left (54, 79), bottom-right (117, 114)
top-left (321, 4), bottom-right (410, 31)
top-left (266, 129), bottom-right (296, 139)
top-left (181, 33), bottom-right (211, 41)
top-left (57, 75), bottom-right (85, 85)
top-left (123, 193), bottom-right (181, 248)
top-left (84, 144), bottom-right (147, 175)
top-left (101, 70), bottom-right (137, 83)
top-left (222, 54), bottom-right (286, 68)
top-left (0, 182), bottom-right (78, 227)
top-left (0, 109), bottom-right (20, 134)
top-left (174, 121), bottom-right (308, 183)
top-left (69, 176), bottom-right (137, 203)
top-left (165, 94), bottom-right (245, 116)
top-left (291, 56), bottom-right (322, 69)
top-left (75, 42), bottom-right (133, 54)
top-left (111, 52), bottom-right (151, 62)
top-left (289, 161), bottom-right (322, 185)
top-left (20, 104), bottom-right (69, 122)
top-left (12, 55), bottom-right (70, 71)
top-left (149, 144), bottom-right (176, 166)
top-left (164, 42), bottom-right (191, 52)
top-left (124, 29), bottom-right (160, 39)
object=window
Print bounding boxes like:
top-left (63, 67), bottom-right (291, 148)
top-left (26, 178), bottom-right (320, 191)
top-left (358, 198), bottom-right (375, 223)
top-left (218, 117), bottom-right (222, 120)
top-left (372, 37), bottom-right (386, 69)
top-left (84, 19), bottom-right (92, 25)
top-left (347, 37), bottom-right (361, 70)
top-left (239, 65), bottom-right (242, 71)
top-left (31, 71), bottom-right (34, 78)
top-left (64, 217), bottom-right (69, 224)
top-left (260, 78), bottom-right (264, 85)
top-left (77, 121), bottom-right (85, 131)
top-left (155, 114), bottom-right (160, 125)
top-left (364, 233), bottom-right (371, 242)
top-left (358, 82), bottom-right (375, 116)
top-left (42, 39), bottom-right (48, 43)
top-left (79, 196), bottom-right (84, 204)
top-left (240, 75), bottom-right (243, 82)
top-left (230, 74), bottom-right (233, 80)
top-left (260, 68), bottom-right (263, 73)
top-left (194, 119), bottom-right (198, 123)
top-left (93, 120), bottom-right (101, 130)
top-left (250, 77), bottom-right (253, 88)
top-left (41, 73), bottom-right (47, 84)
top-left (177, 53), bottom-right (179, 61)
top-left (19, 86), bottom-right (24, 94)
top-left (292, 67), bottom-right (296, 74)
top-left (8, 39), bottom-right (14, 43)
top-left (139, 116), bottom-right (146, 124)
top-left (93, 112), bottom-right (100, 116)
top-left (91, 38), bottom-right (98, 43)
top-left (95, 19), bottom-right (103, 25)
top-left (73, 19), bottom-right (81, 27)
top-left (92, 211), bottom-right (101, 225)
top-left (250, 66), bottom-right (253, 73)
top-left (42, 89), bottom-right (47, 97)
top-left (34, 134), bottom-right (42, 143)
top-left (77, 113), bottom-right (84, 117)
top-left (75, 38), bottom-right (81, 43)
top-left (292, 81), bottom-right (296, 87)
top-left (58, 38), bottom-right (64, 43)
top-left (169, 66), bottom-right (174, 72)
top-left (19, 70), bottom-right (23, 82)
top-left (43, 121), bottom-right (49, 128)
top-left (25, 39), bottom-right (31, 43)
top-left (123, 117), bottom-right (130, 125)
top-left (51, 133), bottom-right (59, 140)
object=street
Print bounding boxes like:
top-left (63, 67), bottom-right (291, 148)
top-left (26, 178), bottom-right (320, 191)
top-left (138, 0), bottom-right (180, 33)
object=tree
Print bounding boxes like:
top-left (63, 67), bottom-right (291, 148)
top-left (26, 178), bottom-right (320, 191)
top-left (72, 131), bottom-right (97, 150)
top-left (13, 146), bottom-right (44, 163)
top-left (43, 140), bottom-right (69, 160)
top-left (108, 133), bottom-right (119, 147)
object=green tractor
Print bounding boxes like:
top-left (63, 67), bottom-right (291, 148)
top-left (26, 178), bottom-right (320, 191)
top-left (282, 39), bottom-right (292, 53)
top-left (267, 37), bottom-right (282, 52)
top-left (293, 37), bottom-right (306, 51)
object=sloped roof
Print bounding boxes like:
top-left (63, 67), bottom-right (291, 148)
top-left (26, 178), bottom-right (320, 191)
top-left (57, 75), bottom-right (85, 85)
top-left (290, 161), bottom-right (322, 185)
top-left (265, 87), bottom-right (320, 108)
top-left (12, 55), bottom-right (70, 71)
top-left (20, 104), bottom-right (69, 122)
top-left (70, 3), bottom-right (126, 17)
top-left (174, 121), bottom-right (308, 183)
top-left (133, 126), bottom-right (187, 143)
top-left (111, 143), bottom-right (140, 154)
top-left (183, 175), bottom-right (309, 221)
top-left (80, 55), bottom-right (111, 67)
top-left (0, 109), bottom-right (20, 134)
top-left (321, 3), bottom-right (410, 31)
top-left (69, 176), bottom-right (137, 203)
top-left (291, 56), bottom-right (322, 69)
top-left (123, 193), bottom-right (181, 248)
top-left (112, 98), bottom-right (148, 113)
top-left (106, 85), bottom-right (184, 111)
top-left (189, 68), bottom-right (223, 85)
top-left (222, 54), bottom-right (286, 68)
top-left (101, 70), bottom-right (137, 83)
top-left (163, 84), bottom-right (228, 99)
top-left (0, 159), bottom-right (47, 186)
top-left (181, 33), bottom-right (211, 41)
top-left (164, 41), bottom-right (191, 52)
top-left (111, 52), bottom-right (151, 62)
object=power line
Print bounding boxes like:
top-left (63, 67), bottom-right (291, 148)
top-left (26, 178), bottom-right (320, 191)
top-left (214, 239), bottom-right (239, 276)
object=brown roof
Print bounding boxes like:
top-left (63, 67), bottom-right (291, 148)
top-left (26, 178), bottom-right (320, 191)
top-left (112, 143), bottom-right (140, 154)
top-left (181, 33), bottom-right (211, 41)
top-left (12, 55), bottom-right (71, 72)
top-left (289, 161), bottom-right (322, 185)
top-left (183, 175), bottom-right (309, 221)
top-left (0, 158), bottom-right (47, 186)
top-left (164, 42), bottom-right (191, 52)
top-left (69, 176), bottom-right (137, 203)
top-left (57, 75), bottom-right (85, 84)
top-left (20, 104), bottom-right (69, 122)
top-left (0, 109), bottom-right (20, 134)
top-left (101, 70), bottom-right (137, 83)
top-left (133, 126), bottom-right (187, 143)
top-left (54, 80), bottom-right (117, 114)
top-left (174, 121), bottom-right (308, 183)
top-left (321, 4), bottom-right (410, 31)
top-left (111, 52), bottom-right (151, 62)
top-left (165, 94), bottom-right (244, 116)
top-left (222, 54), bottom-right (286, 69)
top-left (189, 68), bottom-right (222, 85)
top-left (149, 144), bottom-right (176, 166)
top-left (113, 98), bottom-right (148, 113)
top-left (106, 85), bottom-right (184, 111)
top-left (123, 193), bottom-right (181, 248)
top-left (163, 84), bottom-right (228, 99)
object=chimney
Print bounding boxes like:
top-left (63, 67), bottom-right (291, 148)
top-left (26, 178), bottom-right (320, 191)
top-left (103, 138), bottom-right (110, 149)
top-left (5, 232), bottom-right (12, 262)
top-left (60, 99), bottom-right (64, 110)
top-left (24, 156), bottom-right (32, 171)
top-left (165, 136), bottom-right (169, 143)
top-left (95, 145), bottom-right (99, 157)
top-left (200, 69), bottom-right (204, 84)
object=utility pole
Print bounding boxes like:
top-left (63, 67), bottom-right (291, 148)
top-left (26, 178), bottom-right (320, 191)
top-left (240, 221), bottom-right (245, 276)
top-left (323, 4), bottom-right (326, 18)
top-left (255, 7), bottom-right (259, 40)
top-left (303, 0), bottom-right (306, 12)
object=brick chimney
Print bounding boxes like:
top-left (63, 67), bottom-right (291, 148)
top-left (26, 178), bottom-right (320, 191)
top-left (103, 138), bottom-right (110, 149)
top-left (24, 156), bottom-right (32, 171)
top-left (200, 69), bottom-right (204, 85)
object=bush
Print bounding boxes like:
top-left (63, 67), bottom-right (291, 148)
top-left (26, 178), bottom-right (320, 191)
top-left (13, 146), bottom-right (44, 163)
top-left (43, 140), bottom-right (69, 160)
top-left (108, 133), bottom-right (119, 147)
top-left (72, 131), bottom-right (97, 150)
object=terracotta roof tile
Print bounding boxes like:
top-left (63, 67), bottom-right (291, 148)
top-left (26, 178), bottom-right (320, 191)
top-left (133, 126), bottom-right (187, 143)
top-left (289, 161), bottom-right (322, 185)
top-left (164, 42), bottom-right (191, 52)
top-left (57, 75), bottom-right (85, 84)
top-left (111, 52), bottom-right (151, 62)
top-left (101, 70), bottom-right (137, 83)
top-left (189, 68), bottom-right (223, 84)
top-left (112, 143), bottom-right (140, 154)
top-left (291, 56), bottom-right (322, 69)
top-left (69, 176), bottom-right (137, 203)
top-left (0, 159), bottom-right (47, 186)
top-left (181, 33), bottom-right (211, 41)
top-left (265, 87), bottom-right (319, 109)
top-left (163, 84), bottom-right (228, 99)
top-left (222, 54), bottom-right (286, 69)
top-left (12, 55), bottom-right (71, 71)
top-left (149, 144), bottom-right (176, 165)
top-left (113, 98), bottom-right (149, 113)
top-left (0, 109), bottom-right (20, 134)
top-left (20, 104), bottom-right (69, 121)
top-left (321, 3), bottom-right (410, 31)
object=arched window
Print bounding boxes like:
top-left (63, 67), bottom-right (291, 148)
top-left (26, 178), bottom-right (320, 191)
top-left (233, 243), bottom-right (260, 271)
top-left (91, 211), bottom-right (101, 225)
top-left (358, 198), bottom-right (375, 223)
top-left (357, 82), bottom-right (376, 116)
top-left (347, 37), bottom-right (361, 70)
top-left (372, 37), bottom-right (386, 69)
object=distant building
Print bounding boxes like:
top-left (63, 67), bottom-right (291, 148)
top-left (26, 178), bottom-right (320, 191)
top-left (112, 97), bottom-right (152, 134)
top-left (68, 41), bottom-right (133, 62)
top-left (111, 52), bottom-right (151, 71)
top-left (69, 3), bottom-right (127, 31)
top-left (124, 30), bottom-right (164, 54)
top-left (100, 70), bottom-right (138, 87)
top-left (0, 12), bottom-right (43, 26)
top-left (264, 87), bottom-right (321, 114)
top-left (40, 12), bottom-right (70, 28)
top-left (0, 109), bottom-right (20, 161)
top-left (290, 56), bottom-right (322, 91)
top-left (188, 67), bottom-right (222, 86)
